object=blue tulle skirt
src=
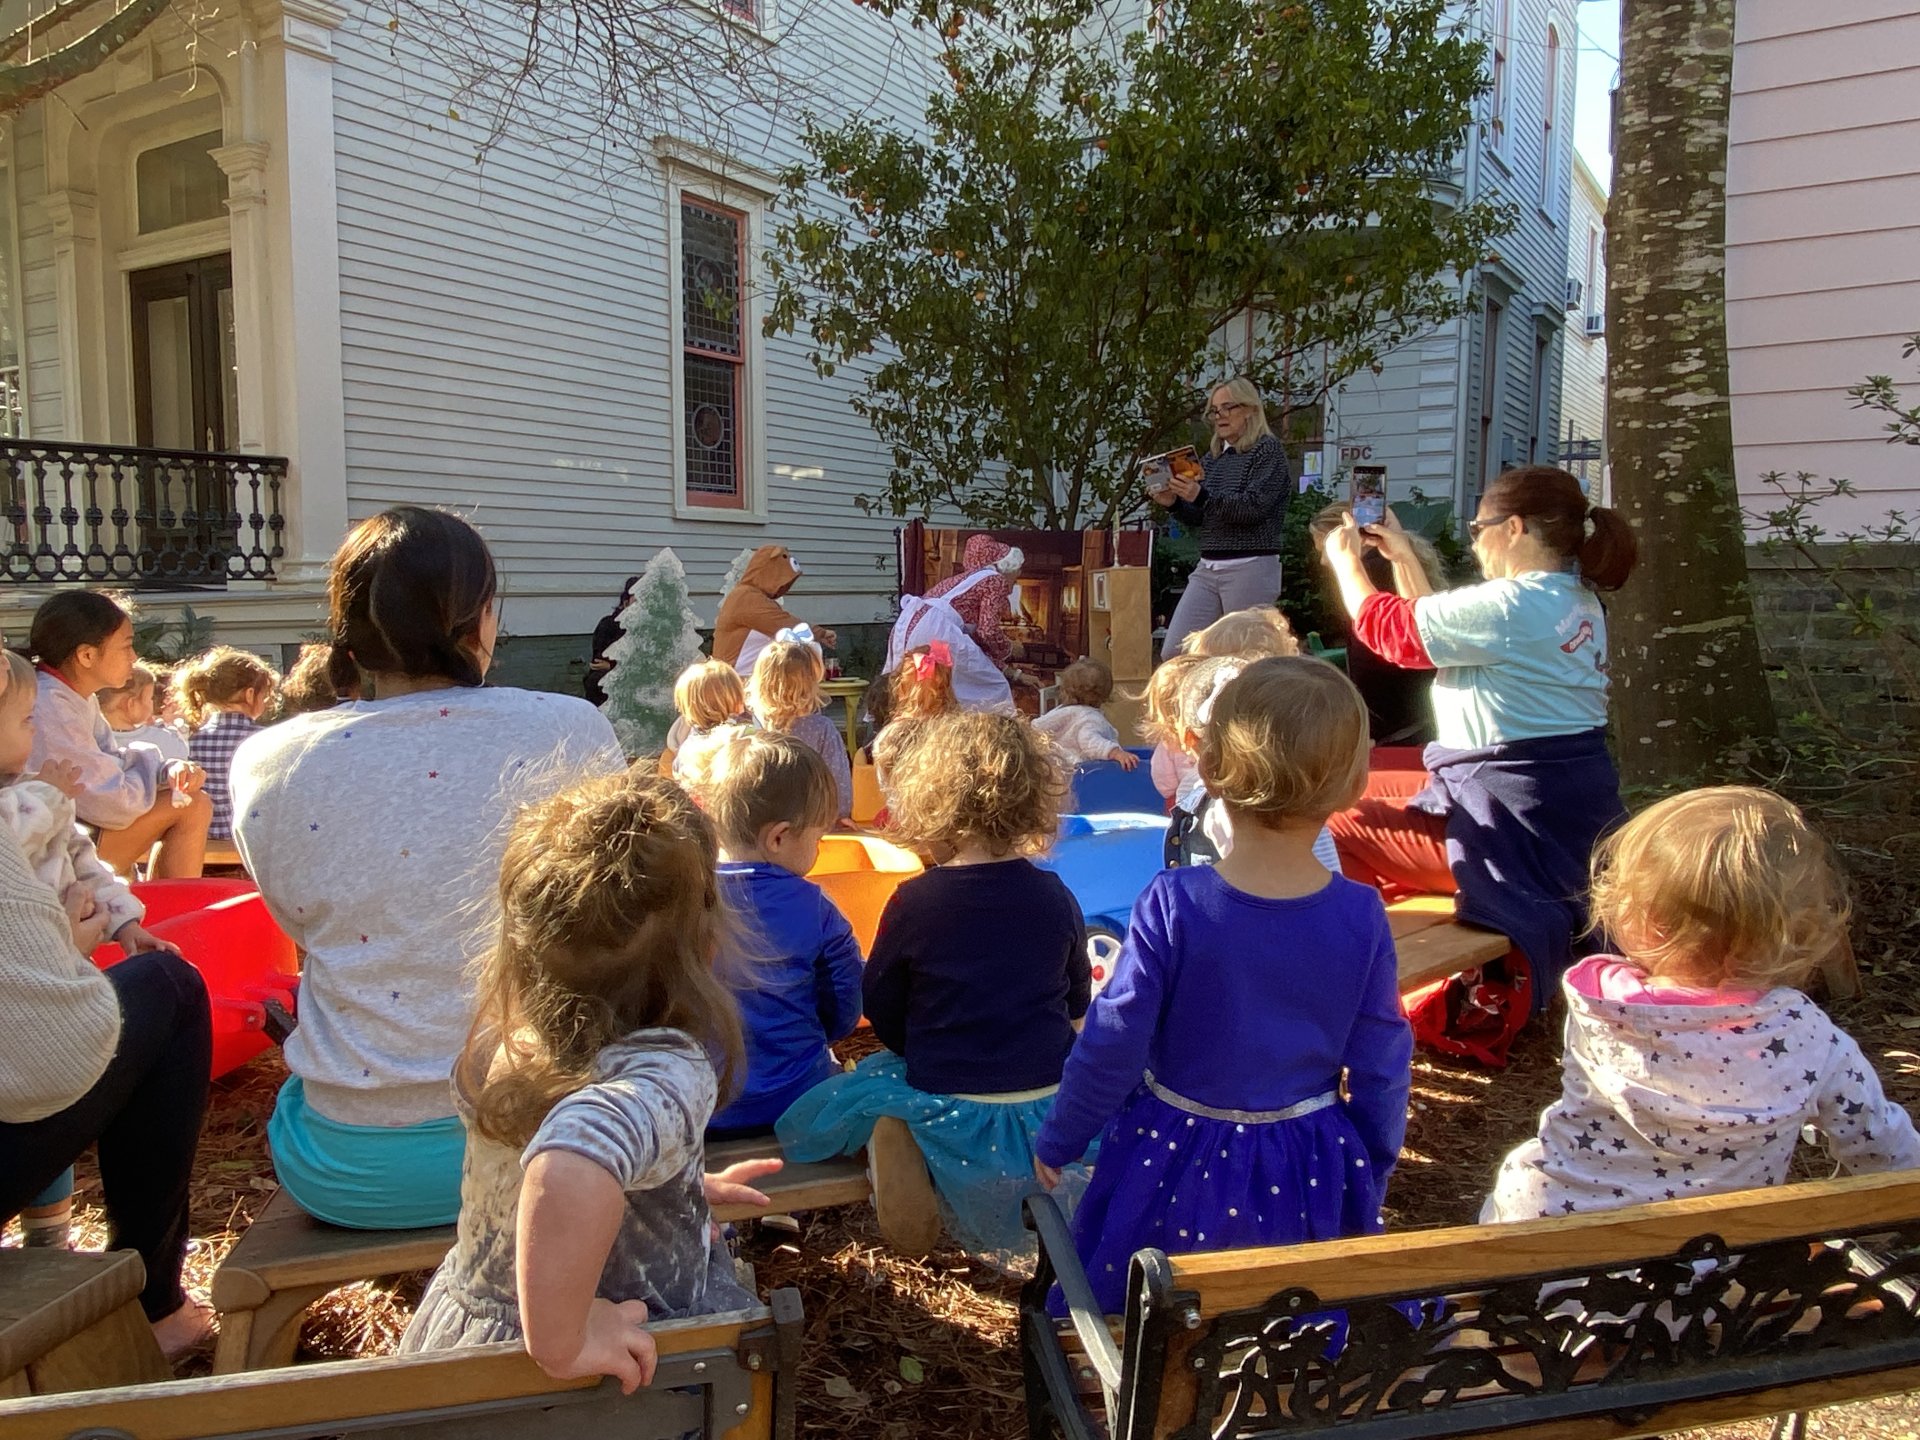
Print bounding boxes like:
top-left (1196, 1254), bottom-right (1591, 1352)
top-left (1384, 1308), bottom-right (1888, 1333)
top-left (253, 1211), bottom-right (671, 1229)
top-left (775, 1052), bottom-right (1092, 1268)
top-left (1068, 1082), bottom-right (1386, 1316)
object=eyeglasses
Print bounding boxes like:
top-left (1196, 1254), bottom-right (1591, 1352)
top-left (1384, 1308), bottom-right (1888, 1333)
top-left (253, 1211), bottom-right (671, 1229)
top-left (1467, 515), bottom-right (1510, 538)
top-left (1204, 402), bottom-right (1248, 421)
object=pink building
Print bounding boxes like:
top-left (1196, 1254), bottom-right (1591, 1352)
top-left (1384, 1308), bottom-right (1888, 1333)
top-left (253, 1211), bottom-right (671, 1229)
top-left (1727, 0), bottom-right (1920, 531)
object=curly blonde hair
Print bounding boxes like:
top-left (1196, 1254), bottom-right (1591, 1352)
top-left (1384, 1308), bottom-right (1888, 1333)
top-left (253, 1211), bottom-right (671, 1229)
top-left (1588, 787), bottom-right (1850, 992)
top-left (173, 646), bottom-right (279, 729)
top-left (1054, 657), bottom-right (1114, 709)
top-left (886, 645), bottom-right (960, 724)
top-left (886, 711), bottom-right (1065, 859)
top-left (675, 659), bottom-right (748, 731)
top-left (463, 770), bottom-right (744, 1149)
top-left (1138, 653), bottom-right (1205, 749)
top-left (1199, 657), bottom-right (1369, 827)
top-left (1182, 607), bottom-right (1300, 661)
top-left (749, 640), bottom-right (825, 732)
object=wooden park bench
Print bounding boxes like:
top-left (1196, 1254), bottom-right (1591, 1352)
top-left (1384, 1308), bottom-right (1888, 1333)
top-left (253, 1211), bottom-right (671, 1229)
top-left (210, 1129), bottom-right (929, 1373)
top-left (1023, 1168), bottom-right (1920, 1440)
top-left (0, 1289), bottom-right (803, 1440)
top-left (0, 1250), bottom-right (169, 1399)
top-left (1384, 894), bottom-right (1511, 993)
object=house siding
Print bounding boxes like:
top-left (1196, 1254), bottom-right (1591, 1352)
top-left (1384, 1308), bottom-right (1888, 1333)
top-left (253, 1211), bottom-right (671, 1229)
top-left (1728, 1), bottom-right (1920, 529)
top-left (1558, 154), bottom-right (1607, 488)
top-left (14, 106), bottom-right (57, 440)
top-left (328, 9), bottom-right (945, 637)
top-left (1330, 0), bottom-right (1576, 517)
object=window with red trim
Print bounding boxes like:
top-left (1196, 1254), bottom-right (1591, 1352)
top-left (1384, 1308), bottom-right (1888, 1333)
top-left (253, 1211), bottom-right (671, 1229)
top-left (681, 197), bottom-right (746, 508)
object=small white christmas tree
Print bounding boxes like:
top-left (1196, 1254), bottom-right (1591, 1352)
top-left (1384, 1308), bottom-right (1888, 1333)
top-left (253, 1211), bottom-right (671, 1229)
top-left (600, 547), bottom-right (704, 757)
top-left (713, 545), bottom-right (757, 623)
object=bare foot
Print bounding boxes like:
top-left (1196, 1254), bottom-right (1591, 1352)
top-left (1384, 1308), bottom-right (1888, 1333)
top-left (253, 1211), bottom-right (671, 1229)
top-left (151, 1298), bottom-right (215, 1360)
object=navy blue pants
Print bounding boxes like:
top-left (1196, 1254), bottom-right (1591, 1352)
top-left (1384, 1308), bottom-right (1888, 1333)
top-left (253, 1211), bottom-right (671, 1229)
top-left (0, 951), bottom-right (212, 1320)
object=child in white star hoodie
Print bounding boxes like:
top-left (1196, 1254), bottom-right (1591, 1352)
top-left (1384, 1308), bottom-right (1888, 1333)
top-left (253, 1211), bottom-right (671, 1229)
top-left (1484, 786), bottom-right (1920, 1224)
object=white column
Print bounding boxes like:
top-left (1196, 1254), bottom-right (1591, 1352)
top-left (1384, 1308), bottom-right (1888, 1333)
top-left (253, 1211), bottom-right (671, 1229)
top-left (42, 190), bottom-right (102, 442)
top-left (256, 0), bottom-right (349, 581)
top-left (212, 141), bottom-right (272, 454)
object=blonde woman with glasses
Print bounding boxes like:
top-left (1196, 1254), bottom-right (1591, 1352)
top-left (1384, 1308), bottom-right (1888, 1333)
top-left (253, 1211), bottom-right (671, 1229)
top-left (1148, 377), bottom-right (1293, 658)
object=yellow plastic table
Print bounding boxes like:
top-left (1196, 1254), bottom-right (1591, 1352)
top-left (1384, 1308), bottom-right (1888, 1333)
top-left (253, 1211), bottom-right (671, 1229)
top-left (819, 676), bottom-right (870, 756)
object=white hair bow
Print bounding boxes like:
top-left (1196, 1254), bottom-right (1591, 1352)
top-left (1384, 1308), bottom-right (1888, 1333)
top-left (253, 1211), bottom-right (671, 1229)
top-left (1195, 662), bottom-right (1245, 729)
top-left (776, 624), bottom-right (822, 655)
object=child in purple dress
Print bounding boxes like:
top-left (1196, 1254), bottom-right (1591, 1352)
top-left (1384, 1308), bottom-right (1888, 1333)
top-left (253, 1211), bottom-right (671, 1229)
top-left (1034, 656), bottom-right (1413, 1314)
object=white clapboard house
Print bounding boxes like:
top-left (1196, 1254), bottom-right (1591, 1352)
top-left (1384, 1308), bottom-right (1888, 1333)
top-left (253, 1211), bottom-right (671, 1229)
top-left (0, 0), bottom-right (950, 677)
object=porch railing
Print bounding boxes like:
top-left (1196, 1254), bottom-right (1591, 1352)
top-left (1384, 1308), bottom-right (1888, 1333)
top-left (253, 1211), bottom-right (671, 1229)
top-left (0, 440), bottom-right (286, 586)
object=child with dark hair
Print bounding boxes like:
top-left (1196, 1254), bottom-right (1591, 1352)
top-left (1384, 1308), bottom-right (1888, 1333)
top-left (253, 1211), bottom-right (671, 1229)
top-left (26, 590), bottom-right (210, 878)
top-left (779, 711), bottom-right (1090, 1265)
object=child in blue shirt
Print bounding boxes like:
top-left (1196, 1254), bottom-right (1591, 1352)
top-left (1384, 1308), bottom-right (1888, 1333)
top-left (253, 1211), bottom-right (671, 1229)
top-left (1036, 657), bottom-right (1413, 1315)
top-left (696, 730), bottom-right (864, 1139)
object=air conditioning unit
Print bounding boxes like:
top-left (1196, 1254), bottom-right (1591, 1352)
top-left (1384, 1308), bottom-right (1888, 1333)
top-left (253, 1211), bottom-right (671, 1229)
top-left (1563, 277), bottom-right (1583, 311)
top-left (1583, 312), bottom-right (1605, 337)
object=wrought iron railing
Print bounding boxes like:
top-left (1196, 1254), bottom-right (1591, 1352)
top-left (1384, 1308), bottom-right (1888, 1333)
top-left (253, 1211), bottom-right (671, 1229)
top-left (0, 440), bottom-right (285, 586)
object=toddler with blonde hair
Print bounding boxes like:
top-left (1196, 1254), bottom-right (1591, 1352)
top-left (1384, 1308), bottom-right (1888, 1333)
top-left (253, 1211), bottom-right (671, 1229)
top-left (665, 659), bottom-right (750, 780)
top-left (779, 710), bottom-right (1090, 1265)
top-left (175, 646), bottom-right (279, 841)
top-left (96, 663), bottom-right (188, 763)
top-left (1033, 658), bottom-right (1137, 770)
top-left (1180, 605), bottom-right (1300, 660)
top-left (1035, 658), bottom-right (1412, 1313)
top-left (748, 638), bottom-right (851, 820)
top-left (1484, 787), bottom-right (1920, 1222)
top-left (401, 771), bottom-right (768, 1387)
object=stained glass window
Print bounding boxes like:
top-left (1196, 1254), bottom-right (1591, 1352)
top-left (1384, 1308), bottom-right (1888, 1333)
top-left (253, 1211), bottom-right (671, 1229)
top-left (681, 198), bottom-right (745, 506)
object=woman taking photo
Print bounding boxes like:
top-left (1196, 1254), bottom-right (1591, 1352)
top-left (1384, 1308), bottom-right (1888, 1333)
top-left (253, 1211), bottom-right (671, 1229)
top-left (1152, 377), bottom-right (1293, 658)
top-left (1321, 466), bottom-right (1638, 1061)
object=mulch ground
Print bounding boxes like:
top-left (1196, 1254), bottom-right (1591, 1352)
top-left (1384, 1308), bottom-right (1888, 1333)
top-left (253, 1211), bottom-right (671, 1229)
top-left (10, 803), bottom-right (1920, 1437)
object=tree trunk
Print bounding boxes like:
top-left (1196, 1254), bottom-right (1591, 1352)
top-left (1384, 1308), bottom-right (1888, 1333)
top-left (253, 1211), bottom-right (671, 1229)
top-left (1607, 0), bottom-right (1775, 788)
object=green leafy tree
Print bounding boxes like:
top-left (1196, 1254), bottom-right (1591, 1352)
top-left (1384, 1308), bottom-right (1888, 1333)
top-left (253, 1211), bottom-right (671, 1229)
top-left (766, 0), bottom-right (1511, 529)
top-left (600, 548), bottom-right (704, 756)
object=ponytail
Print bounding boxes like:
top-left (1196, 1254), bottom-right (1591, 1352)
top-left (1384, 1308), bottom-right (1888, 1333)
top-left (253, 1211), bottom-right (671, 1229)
top-left (1482, 466), bottom-right (1639, 592)
top-left (173, 645), bottom-right (279, 729)
top-left (325, 507), bottom-right (497, 689)
top-left (1577, 504), bottom-right (1638, 592)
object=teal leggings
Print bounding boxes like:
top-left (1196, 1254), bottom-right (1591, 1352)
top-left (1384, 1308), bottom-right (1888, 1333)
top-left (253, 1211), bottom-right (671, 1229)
top-left (268, 1076), bottom-right (466, 1230)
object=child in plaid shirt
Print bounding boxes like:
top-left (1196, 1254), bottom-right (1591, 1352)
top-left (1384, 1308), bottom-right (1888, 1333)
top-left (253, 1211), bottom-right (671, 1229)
top-left (176, 648), bottom-right (278, 841)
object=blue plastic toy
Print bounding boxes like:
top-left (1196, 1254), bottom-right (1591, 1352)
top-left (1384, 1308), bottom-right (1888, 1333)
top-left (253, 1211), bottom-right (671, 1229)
top-left (1037, 812), bottom-right (1168, 996)
top-left (1065, 749), bottom-right (1162, 815)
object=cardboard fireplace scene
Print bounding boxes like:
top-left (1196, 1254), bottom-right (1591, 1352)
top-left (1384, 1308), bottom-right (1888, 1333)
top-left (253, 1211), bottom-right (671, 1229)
top-left (896, 522), bottom-right (1155, 722)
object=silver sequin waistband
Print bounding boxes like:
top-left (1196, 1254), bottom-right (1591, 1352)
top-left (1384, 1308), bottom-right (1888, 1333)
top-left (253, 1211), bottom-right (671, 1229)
top-left (1142, 1072), bottom-right (1339, 1126)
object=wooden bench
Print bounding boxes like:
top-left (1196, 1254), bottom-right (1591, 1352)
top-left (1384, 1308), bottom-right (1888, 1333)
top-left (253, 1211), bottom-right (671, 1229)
top-left (1385, 894), bottom-right (1511, 993)
top-left (1023, 1169), bottom-right (1920, 1440)
top-left (0, 1290), bottom-right (803, 1440)
top-left (0, 1250), bottom-right (169, 1399)
top-left (210, 1131), bottom-right (927, 1373)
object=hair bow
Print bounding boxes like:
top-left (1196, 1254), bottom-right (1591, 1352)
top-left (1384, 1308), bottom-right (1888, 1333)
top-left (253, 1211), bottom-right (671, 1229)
top-left (911, 641), bottom-right (953, 680)
top-left (1194, 662), bottom-right (1244, 729)
top-left (776, 624), bottom-right (822, 655)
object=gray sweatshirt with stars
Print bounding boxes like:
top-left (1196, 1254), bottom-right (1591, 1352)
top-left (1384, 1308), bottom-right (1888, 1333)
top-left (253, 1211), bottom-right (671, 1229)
top-left (1483, 968), bottom-right (1920, 1223)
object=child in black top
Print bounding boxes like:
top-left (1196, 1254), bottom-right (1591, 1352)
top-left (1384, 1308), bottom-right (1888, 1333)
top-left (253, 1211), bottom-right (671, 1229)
top-left (777, 711), bottom-right (1089, 1266)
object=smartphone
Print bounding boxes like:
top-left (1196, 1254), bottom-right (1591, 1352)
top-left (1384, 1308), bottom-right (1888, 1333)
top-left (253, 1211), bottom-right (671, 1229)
top-left (1351, 464), bottom-right (1387, 528)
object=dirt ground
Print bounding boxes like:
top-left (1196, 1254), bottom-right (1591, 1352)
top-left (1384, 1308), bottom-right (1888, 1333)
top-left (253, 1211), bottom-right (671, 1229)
top-left (15, 806), bottom-right (1920, 1437)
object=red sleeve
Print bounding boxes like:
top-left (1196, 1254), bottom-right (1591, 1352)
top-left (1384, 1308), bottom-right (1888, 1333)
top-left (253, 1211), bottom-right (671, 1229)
top-left (1352, 591), bottom-right (1435, 670)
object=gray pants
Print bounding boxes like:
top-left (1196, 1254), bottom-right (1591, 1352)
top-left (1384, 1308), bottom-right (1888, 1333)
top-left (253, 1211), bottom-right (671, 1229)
top-left (1162, 555), bottom-right (1283, 660)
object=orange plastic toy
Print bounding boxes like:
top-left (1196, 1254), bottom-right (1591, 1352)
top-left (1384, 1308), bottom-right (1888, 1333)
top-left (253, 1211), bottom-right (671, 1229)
top-left (92, 879), bottom-right (300, 1080)
top-left (807, 833), bottom-right (922, 954)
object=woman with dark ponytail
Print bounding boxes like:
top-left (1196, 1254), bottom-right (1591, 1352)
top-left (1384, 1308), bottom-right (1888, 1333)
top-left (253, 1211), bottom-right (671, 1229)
top-left (230, 507), bottom-right (627, 1229)
top-left (1320, 467), bottom-right (1639, 1065)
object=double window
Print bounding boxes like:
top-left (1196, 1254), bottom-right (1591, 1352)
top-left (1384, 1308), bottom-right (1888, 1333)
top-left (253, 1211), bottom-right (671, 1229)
top-left (1488, 0), bottom-right (1512, 152)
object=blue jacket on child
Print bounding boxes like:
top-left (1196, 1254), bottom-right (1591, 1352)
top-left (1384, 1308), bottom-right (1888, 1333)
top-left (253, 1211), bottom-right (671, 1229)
top-left (709, 863), bottom-right (865, 1133)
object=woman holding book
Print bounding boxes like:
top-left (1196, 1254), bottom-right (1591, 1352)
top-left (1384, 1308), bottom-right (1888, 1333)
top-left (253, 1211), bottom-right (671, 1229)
top-left (1151, 377), bottom-right (1294, 658)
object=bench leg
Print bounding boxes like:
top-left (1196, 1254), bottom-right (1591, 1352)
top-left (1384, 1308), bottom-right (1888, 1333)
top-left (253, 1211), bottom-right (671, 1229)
top-left (869, 1116), bottom-right (942, 1259)
top-left (25, 1299), bottom-right (170, 1394)
top-left (212, 1282), bottom-right (332, 1374)
top-left (1771, 1414), bottom-right (1809, 1440)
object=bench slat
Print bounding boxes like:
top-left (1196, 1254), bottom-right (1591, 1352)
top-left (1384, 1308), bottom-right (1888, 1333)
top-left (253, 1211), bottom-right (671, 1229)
top-left (1167, 1169), bottom-right (1920, 1314)
top-left (1393, 919), bottom-right (1510, 992)
top-left (705, 1139), bottom-right (872, 1223)
top-left (0, 1308), bottom-right (776, 1440)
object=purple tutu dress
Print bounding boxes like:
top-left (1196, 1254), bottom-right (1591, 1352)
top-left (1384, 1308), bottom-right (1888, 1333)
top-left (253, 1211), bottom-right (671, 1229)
top-left (1036, 866), bottom-right (1413, 1316)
